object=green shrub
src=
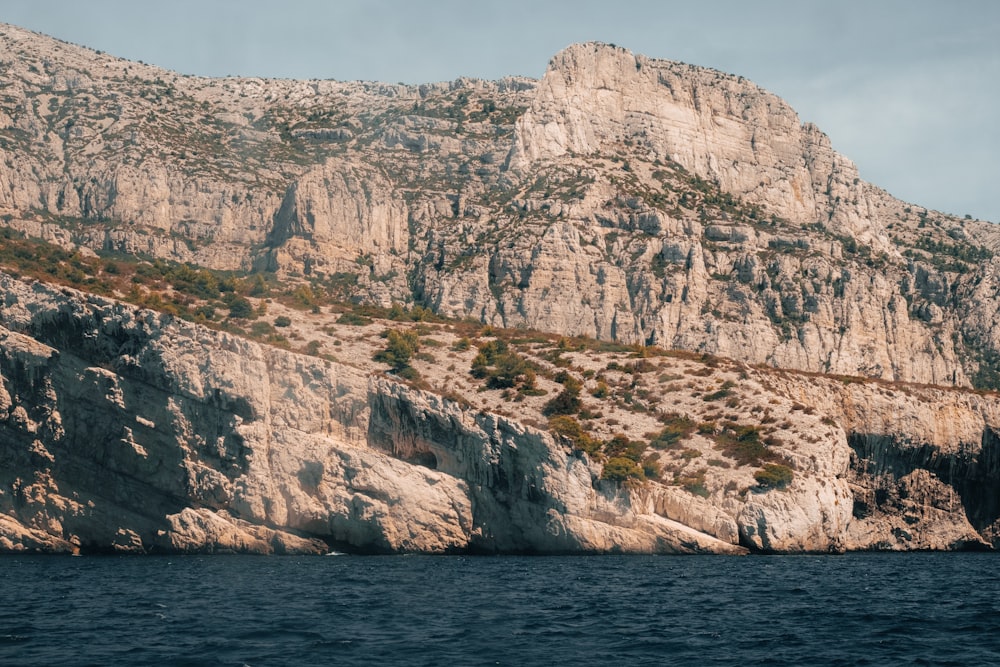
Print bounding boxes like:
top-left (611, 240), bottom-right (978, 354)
top-left (247, 274), bottom-right (270, 297)
top-left (274, 315), bottom-right (292, 327)
top-left (470, 339), bottom-right (537, 392)
top-left (194, 304), bottom-right (216, 321)
top-left (336, 312), bottom-right (372, 326)
top-left (386, 303), bottom-right (442, 323)
top-left (226, 296), bottom-right (255, 319)
top-left (395, 365), bottom-right (421, 381)
top-left (650, 413), bottom-right (696, 449)
top-left (754, 463), bottom-right (794, 490)
top-left (702, 380), bottom-right (736, 402)
top-left (714, 422), bottom-right (773, 466)
top-left (602, 456), bottom-right (645, 482)
top-left (291, 284), bottom-right (317, 308)
top-left (542, 375), bottom-right (582, 416)
top-left (971, 347), bottom-right (1000, 392)
top-left (641, 454), bottom-right (663, 480)
top-left (407, 305), bottom-right (440, 322)
top-left (549, 415), bottom-right (601, 458)
top-left (374, 328), bottom-right (420, 376)
top-left (591, 380), bottom-right (610, 398)
top-left (604, 434), bottom-right (646, 462)
top-left (471, 339), bottom-right (509, 376)
top-left (487, 350), bottom-right (531, 389)
top-left (250, 321), bottom-right (274, 336)
top-left (675, 470), bottom-right (709, 497)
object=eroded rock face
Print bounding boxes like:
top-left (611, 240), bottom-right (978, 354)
top-left (510, 43), bottom-right (876, 244)
top-left (1, 274), bottom-right (998, 554)
top-left (757, 370), bottom-right (1000, 551)
top-left (0, 275), bottom-right (747, 554)
top-left (0, 275), bottom-right (471, 554)
top-left (416, 43), bottom-right (999, 388)
top-left (2, 27), bottom-right (1000, 555)
top-left (2, 26), bottom-right (1000, 388)
top-left (262, 157), bottom-right (411, 302)
top-left (366, 378), bottom-right (745, 554)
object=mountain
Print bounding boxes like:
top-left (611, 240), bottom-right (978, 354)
top-left (0, 24), bottom-right (998, 554)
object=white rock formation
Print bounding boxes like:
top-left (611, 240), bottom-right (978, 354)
top-left (0, 272), bottom-right (997, 554)
top-left (0, 26), bottom-right (999, 555)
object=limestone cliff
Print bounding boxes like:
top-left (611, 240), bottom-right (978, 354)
top-left (0, 272), bottom-right (997, 554)
top-left (2, 26), bottom-right (999, 391)
top-left (1, 24), bottom-right (1000, 555)
top-left (0, 274), bottom-right (750, 554)
top-left (509, 44), bottom-right (876, 246)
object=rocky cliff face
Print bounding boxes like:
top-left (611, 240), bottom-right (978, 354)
top-left (509, 44), bottom-right (875, 244)
top-left (1, 24), bottom-right (999, 554)
top-left (0, 272), bottom-right (997, 554)
top-left (0, 274), bottom-right (751, 554)
top-left (424, 43), bottom-right (1000, 388)
top-left (2, 26), bottom-right (999, 390)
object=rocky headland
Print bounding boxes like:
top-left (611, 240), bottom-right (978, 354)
top-left (0, 24), bottom-right (998, 554)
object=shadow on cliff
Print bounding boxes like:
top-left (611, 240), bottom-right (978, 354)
top-left (848, 431), bottom-right (1000, 548)
top-left (3, 301), bottom-right (254, 553)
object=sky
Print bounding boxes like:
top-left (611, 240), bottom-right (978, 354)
top-left (3, 0), bottom-right (998, 223)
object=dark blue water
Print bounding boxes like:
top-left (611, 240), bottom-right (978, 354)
top-left (2, 553), bottom-right (999, 666)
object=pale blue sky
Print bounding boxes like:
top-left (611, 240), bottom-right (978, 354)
top-left (3, 0), bottom-right (998, 223)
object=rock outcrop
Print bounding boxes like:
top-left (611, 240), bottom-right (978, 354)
top-left (509, 43), bottom-right (880, 247)
top-left (0, 274), bottom-right (751, 554)
top-left (0, 272), bottom-right (998, 554)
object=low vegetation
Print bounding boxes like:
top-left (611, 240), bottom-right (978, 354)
top-left (753, 463), bottom-right (795, 490)
top-left (470, 339), bottom-right (540, 393)
top-left (373, 328), bottom-right (421, 380)
top-left (649, 413), bottom-right (697, 449)
top-left (542, 372), bottom-right (583, 416)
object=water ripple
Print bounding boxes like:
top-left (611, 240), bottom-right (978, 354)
top-left (1, 553), bottom-right (999, 665)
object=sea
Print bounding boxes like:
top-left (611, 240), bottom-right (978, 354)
top-left (1, 552), bottom-right (999, 666)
